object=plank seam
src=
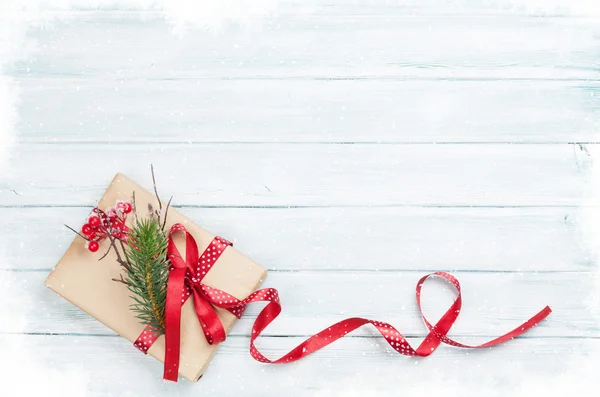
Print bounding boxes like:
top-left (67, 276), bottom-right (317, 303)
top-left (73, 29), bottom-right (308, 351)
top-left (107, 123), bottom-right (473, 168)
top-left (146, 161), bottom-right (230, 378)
top-left (3, 269), bottom-right (594, 275)
top-left (3, 332), bottom-right (591, 340)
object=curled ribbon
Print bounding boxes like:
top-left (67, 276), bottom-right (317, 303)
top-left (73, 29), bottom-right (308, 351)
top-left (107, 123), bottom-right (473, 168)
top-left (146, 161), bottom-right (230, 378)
top-left (134, 223), bottom-right (552, 382)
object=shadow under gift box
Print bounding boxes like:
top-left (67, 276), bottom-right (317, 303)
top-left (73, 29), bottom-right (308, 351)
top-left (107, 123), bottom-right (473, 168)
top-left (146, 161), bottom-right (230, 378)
top-left (44, 173), bottom-right (268, 382)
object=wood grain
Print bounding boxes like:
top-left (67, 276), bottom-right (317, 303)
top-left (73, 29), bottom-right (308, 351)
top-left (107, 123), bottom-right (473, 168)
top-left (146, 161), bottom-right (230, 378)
top-left (9, 11), bottom-right (600, 81)
top-left (6, 270), bottom-right (592, 338)
top-left (0, 143), bottom-right (589, 207)
top-left (0, 334), bottom-right (592, 396)
top-left (16, 79), bottom-right (600, 144)
top-left (1, 207), bottom-right (589, 271)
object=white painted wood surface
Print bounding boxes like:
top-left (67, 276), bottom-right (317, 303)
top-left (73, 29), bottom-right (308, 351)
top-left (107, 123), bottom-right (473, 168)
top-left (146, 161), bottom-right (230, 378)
top-left (2, 207), bottom-right (590, 271)
top-left (1, 1), bottom-right (599, 395)
top-left (0, 334), bottom-right (593, 396)
top-left (19, 79), bottom-right (600, 144)
top-left (1, 143), bottom-right (590, 206)
top-left (8, 271), bottom-right (596, 337)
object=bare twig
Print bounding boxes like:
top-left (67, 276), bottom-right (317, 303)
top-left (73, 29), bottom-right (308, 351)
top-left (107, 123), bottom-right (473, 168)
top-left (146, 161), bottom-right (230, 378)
top-left (99, 224), bottom-right (132, 273)
top-left (108, 236), bottom-right (129, 270)
top-left (98, 245), bottom-right (111, 261)
top-left (162, 196), bottom-right (173, 231)
top-left (64, 224), bottom-right (89, 241)
top-left (150, 164), bottom-right (163, 225)
top-left (119, 238), bottom-right (130, 263)
top-left (131, 191), bottom-right (139, 223)
top-left (111, 274), bottom-right (131, 286)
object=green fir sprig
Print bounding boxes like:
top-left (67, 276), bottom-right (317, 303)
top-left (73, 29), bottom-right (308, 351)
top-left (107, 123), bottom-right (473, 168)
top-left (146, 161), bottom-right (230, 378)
top-left (123, 217), bottom-right (169, 335)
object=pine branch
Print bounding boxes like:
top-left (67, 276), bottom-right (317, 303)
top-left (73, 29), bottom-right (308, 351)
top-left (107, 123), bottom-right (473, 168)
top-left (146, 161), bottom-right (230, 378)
top-left (123, 217), bottom-right (169, 335)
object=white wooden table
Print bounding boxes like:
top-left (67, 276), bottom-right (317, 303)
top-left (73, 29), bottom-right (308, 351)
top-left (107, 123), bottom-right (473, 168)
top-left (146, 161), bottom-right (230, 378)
top-left (1, 1), bottom-right (599, 395)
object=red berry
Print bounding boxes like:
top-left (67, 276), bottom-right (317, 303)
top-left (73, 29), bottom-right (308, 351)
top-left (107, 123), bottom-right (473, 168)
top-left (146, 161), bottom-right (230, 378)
top-left (106, 208), bottom-right (118, 220)
top-left (81, 224), bottom-right (94, 236)
top-left (89, 216), bottom-right (101, 227)
top-left (123, 202), bottom-right (132, 214)
top-left (88, 241), bottom-right (99, 252)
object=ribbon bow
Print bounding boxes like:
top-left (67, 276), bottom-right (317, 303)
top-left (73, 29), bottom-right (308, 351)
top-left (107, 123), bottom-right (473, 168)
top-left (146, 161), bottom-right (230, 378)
top-left (134, 224), bottom-right (552, 383)
top-left (163, 223), bottom-right (249, 381)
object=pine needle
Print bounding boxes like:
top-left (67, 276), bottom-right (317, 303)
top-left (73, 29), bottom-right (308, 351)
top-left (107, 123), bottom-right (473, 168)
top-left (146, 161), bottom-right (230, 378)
top-left (123, 217), bottom-right (169, 335)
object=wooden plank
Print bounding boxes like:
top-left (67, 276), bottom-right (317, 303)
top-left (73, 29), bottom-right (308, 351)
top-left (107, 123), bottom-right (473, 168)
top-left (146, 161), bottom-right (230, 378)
top-left (7, 270), bottom-right (589, 337)
top-left (1, 334), bottom-right (592, 395)
top-left (16, 79), bottom-right (600, 144)
top-left (38, 1), bottom-right (600, 18)
top-left (0, 143), bottom-right (589, 207)
top-left (9, 11), bottom-right (600, 81)
top-left (2, 207), bottom-right (588, 271)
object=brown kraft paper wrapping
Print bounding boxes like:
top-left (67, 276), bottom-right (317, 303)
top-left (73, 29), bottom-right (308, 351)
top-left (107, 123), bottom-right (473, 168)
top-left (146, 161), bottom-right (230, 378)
top-left (44, 173), bottom-right (268, 382)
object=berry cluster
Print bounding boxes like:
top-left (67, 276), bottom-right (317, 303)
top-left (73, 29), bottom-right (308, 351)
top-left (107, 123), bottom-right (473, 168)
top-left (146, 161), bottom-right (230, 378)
top-left (82, 200), bottom-right (133, 252)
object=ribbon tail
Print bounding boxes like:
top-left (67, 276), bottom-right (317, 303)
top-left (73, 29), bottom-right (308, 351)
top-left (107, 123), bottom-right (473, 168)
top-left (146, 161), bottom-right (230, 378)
top-left (192, 288), bottom-right (227, 345)
top-left (163, 267), bottom-right (187, 382)
top-left (431, 305), bottom-right (553, 350)
top-left (478, 305), bottom-right (553, 348)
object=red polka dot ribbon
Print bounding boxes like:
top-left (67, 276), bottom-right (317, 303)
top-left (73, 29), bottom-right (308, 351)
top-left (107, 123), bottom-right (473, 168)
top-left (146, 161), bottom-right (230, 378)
top-left (135, 223), bottom-right (552, 382)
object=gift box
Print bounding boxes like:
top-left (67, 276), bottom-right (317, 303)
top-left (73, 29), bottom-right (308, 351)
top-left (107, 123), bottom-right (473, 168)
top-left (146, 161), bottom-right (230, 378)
top-left (44, 173), bottom-right (267, 381)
